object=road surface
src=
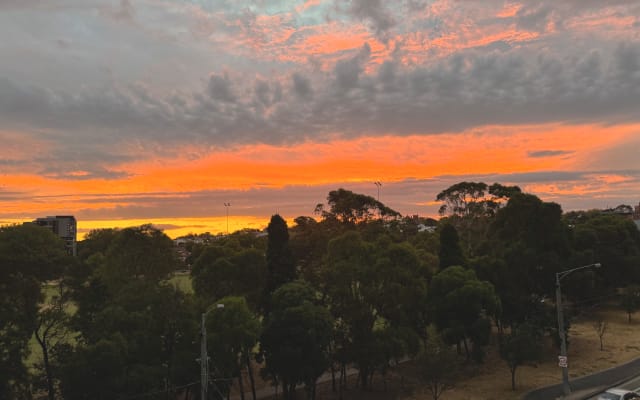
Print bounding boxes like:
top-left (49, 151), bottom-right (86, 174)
top-left (586, 374), bottom-right (640, 399)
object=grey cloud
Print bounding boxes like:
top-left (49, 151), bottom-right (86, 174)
top-left (406, 0), bottom-right (429, 13)
top-left (2, 39), bottom-right (640, 162)
top-left (292, 73), bottom-right (313, 99)
top-left (482, 171), bottom-right (589, 184)
top-left (614, 43), bottom-right (640, 76)
top-left (334, 42), bottom-right (371, 90)
top-left (342, 0), bottom-right (396, 38)
top-left (254, 79), bottom-right (272, 106)
top-left (208, 74), bottom-right (236, 103)
top-left (515, 4), bottom-right (554, 32)
top-left (0, 158), bottom-right (26, 167)
top-left (0, 189), bottom-right (26, 201)
top-left (528, 150), bottom-right (574, 158)
top-left (40, 167), bottom-right (131, 181)
top-left (55, 38), bottom-right (70, 49)
top-left (101, 0), bottom-right (136, 23)
top-left (584, 137), bottom-right (640, 171)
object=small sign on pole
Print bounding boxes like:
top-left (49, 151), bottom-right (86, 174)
top-left (558, 355), bottom-right (568, 368)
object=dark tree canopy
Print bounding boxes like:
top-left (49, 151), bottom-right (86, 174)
top-left (261, 281), bottom-right (333, 400)
top-left (436, 182), bottom-right (490, 217)
top-left (192, 247), bottom-right (266, 310)
top-left (566, 211), bottom-right (640, 287)
top-left (418, 328), bottom-right (459, 400)
top-left (96, 224), bottom-right (178, 289)
top-left (485, 192), bottom-right (572, 327)
top-left (499, 323), bottom-right (542, 390)
top-left (0, 224), bottom-right (71, 398)
top-left (316, 188), bottom-right (400, 224)
top-left (621, 285), bottom-right (640, 323)
top-left (6, 182), bottom-right (640, 399)
top-left (264, 214), bottom-right (296, 307)
top-left (428, 266), bottom-right (500, 360)
top-left (438, 224), bottom-right (466, 270)
top-left (436, 182), bottom-right (521, 218)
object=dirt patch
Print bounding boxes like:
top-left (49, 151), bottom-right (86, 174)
top-left (405, 307), bottom-right (640, 400)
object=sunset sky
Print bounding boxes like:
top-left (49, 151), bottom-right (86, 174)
top-left (1, 0), bottom-right (639, 238)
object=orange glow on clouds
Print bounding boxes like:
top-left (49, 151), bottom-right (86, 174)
top-left (131, 122), bottom-right (635, 192)
top-left (6, 122), bottom-right (639, 193)
top-left (3, 122), bottom-right (639, 237)
top-left (497, 3), bottom-right (522, 18)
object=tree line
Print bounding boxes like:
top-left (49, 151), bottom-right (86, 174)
top-left (1, 183), bottom-right (640, 399)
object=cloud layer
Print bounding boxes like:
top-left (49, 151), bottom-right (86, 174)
top-left (1, 0), bottom-right (639, 234)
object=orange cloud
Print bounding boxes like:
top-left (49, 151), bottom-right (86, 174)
top-left (295, 0), bottom-right (323, 13)
top-left (497, 3), bottom-right (522, 18)
top-left (53, 122), bottom-right (638, 195)
top-left (3, 122), bottom-right (639, 236)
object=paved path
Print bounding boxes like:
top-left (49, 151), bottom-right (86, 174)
top-left (583, 374), bottom-right (640, 400)
top-left (523, 356), bottom-right (640, 400)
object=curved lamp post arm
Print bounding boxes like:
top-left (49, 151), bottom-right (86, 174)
top-left (556, 263), bottom-right (601, 283)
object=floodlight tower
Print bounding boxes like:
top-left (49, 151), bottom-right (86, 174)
top-left (223, 202), bottom-right (231, 234)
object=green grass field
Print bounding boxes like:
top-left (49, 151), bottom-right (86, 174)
top-left (26, 282), bottom-right (77, 370)
top-left (168, 271), bottom-right (193, 293)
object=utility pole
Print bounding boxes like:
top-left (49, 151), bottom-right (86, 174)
top-left (200, 312), bottom-right (208, 400)
top-left (200, 304), bottom-right (224, 400)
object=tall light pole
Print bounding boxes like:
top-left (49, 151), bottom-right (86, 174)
top-left (223, 202), bottom-right (231, 234)
top-left (200, 303), bottom-right (224, 400)
top-left (555, 262), bottom-right (601, 396)
top-left (374, 181), bottom-right (382, 219)
top-left (373, 181), bottom-right (382, 202)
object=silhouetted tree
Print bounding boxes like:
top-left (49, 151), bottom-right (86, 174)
top-left (621, 285), bottom-right (640, 323)
top-left (261, 282), bottom-right (333, 400)
top-left (316, 188), bottom-right (400, 224)
top-left (263, 215), bottom-right (295, 313)
top-left (0, 224), bottom-right (71, 398)
top-left (500, 323), bottom-right (542, 390)
top-left (428, 266), bottom-right (500, 361)
top-left (418, 328), bottom-right (459, 400)
top-left (438, 224), bottom-right (465, 270)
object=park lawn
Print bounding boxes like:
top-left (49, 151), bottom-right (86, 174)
top-left (168, 270), bottom-right (193, 293)
top-left (26, 282), bottom-right (78, 371)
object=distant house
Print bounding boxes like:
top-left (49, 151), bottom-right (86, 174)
top-left (602, 204), bottom-right (634, 219)
top-left (417, 224), bottom-right (437, 233)
top-left (32, 215), bottom-right (77, 256)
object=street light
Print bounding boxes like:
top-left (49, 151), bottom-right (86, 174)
top-left (223, 202), bottom-right (231, 234)
top-left (200, 303), bottom-right (224, 400)
top-left (555, 262), bottom-right (601, 396)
